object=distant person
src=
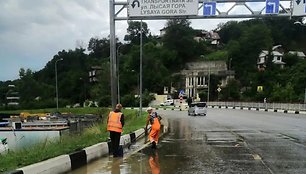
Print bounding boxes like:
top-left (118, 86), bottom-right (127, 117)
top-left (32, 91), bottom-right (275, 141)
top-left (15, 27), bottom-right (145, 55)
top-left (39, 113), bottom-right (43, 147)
top-left (145, 107), bottom-right (161, 149)
top-left (187, 97), bottom-right (192, 106)
top-left (107, 104), bottom-right (124, 157)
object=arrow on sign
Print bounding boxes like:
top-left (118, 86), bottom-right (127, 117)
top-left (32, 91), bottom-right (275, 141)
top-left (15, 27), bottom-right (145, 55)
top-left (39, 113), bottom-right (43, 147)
top-left (296, 0), bottom-right (301, 5)
top-left (267, 1), bottom-right (276, 12)
top-left (204, 4), bottom-right (213, 15)
top-left (131, 0), bottom-right (140, 8)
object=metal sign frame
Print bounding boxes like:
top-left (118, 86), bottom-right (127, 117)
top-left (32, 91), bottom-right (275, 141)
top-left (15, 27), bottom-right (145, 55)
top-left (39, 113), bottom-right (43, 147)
top-left (114, 0), bottom-right (293, 21)
top-left (109, 0), bottom-right (297, 109)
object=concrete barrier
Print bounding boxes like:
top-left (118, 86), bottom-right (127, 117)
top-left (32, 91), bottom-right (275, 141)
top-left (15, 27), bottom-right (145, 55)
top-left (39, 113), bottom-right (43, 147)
top-left (84, 142), bottom-right (108, 163)
top-left (69, 150), bottom-right (87, 170)
top-left (18, 155), bottom-right (71, 174)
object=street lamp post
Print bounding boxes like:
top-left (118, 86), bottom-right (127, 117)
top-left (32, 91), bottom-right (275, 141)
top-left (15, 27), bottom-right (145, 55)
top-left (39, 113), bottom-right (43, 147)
top-left (229, 58), bottom-right (232, 71)
top-left (294, 20), bottom-right (306, 108)
top-left (79, 77), bottom-right (86, 103)
top-left (304, 88), bottom-right (306, 104)
top-left (55, 58), bottom-right (63, 111)
top-left (294, 17), bottom-right (306, 26)
top-left (207, 65), bottom-right (210, 103)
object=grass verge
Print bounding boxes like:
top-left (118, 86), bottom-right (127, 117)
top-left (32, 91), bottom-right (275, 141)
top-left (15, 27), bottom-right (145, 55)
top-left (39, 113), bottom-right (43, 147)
top-left (0, 108), bottom-right (147, 173)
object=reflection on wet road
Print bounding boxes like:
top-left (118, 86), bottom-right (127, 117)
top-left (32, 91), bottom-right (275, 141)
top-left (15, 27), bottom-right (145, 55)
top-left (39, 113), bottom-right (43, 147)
top-left (70, 109), bottom-right (306, 173)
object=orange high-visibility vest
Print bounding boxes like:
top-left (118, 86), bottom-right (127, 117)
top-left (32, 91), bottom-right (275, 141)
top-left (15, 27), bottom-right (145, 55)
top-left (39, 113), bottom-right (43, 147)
top-left (107, 111), bottom-right (123, 133)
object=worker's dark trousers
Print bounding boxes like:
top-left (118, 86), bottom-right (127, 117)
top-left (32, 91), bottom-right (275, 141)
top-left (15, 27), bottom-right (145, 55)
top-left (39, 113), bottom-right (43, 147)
top-left (110, 131), bottom-right (121, 157)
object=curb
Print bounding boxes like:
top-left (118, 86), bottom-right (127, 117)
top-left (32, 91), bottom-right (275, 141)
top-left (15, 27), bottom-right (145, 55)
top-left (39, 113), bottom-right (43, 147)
top-left (10, 117), bottom-right (169, 174)
top-left (10, 131), bottom-right (145, 174)
top-left (208, 106), bottom-right (306, 115)
top-left (126, 106), bottom-right (306, 116)
top-left (126, 107), bottom-right (187, 111)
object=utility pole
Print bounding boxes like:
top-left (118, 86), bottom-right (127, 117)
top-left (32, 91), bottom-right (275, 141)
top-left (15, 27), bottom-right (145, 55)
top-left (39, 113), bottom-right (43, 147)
top-left (139, 20), bottom-right (143, 117)
top-left (55, 58), bottom-right (63, 111)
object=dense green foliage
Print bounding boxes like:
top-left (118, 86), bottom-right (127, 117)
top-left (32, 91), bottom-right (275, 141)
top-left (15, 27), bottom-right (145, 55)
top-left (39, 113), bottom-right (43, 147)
top-left (0, 17), bottom-right (306, 109)
top-left (218, 18), bottom-right (306, 102)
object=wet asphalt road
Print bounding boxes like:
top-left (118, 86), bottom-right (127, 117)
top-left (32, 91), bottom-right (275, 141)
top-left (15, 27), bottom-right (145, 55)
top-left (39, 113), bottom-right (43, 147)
top-left (71, 108), bottom-right (306, 174)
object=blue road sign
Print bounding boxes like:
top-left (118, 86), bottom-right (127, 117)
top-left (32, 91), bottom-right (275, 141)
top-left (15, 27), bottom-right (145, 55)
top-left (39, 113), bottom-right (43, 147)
top-left (179, 90), bottom-right (185, 95)
top-left (203, 2), bottom-right (216, 16)
top-left (266, 0), bottom-right (279, 14)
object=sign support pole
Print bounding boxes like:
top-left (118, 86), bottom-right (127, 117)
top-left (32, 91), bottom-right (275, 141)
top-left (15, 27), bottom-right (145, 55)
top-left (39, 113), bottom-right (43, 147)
top-left (110, 0), bottom-right (118, 110)
top-left (139, 20), bottom-right (143, 117)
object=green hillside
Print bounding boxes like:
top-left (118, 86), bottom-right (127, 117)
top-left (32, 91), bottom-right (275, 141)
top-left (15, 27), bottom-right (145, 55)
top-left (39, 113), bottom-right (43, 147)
top-left (1, 17), bottom-right (306, 110)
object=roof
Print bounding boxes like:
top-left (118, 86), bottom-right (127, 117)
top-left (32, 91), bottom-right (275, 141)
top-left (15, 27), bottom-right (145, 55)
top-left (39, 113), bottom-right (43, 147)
top-left (272, 45), bottom-right (282, 50)
top-left (259, 50), bottom-right (283, 57)
top-left (259, 50), bottom-right (269, 57)
top-left (210, 32), bottom-right (220, 40)
top-left (288, 51), bottom-right (306, 57)
top-left (271, 51), bottom-right (283, 56)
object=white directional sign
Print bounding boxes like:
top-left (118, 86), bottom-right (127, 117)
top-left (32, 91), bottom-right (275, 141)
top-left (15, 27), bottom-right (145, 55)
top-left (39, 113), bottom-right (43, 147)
top-left (203, 2), bottom-right (216, 16)
top-left (293, 0), bottom-right (306, 16)
top-left (265, 0), bottom-right (279, 14)
top-left (128, 0), bottom-right (199, 17)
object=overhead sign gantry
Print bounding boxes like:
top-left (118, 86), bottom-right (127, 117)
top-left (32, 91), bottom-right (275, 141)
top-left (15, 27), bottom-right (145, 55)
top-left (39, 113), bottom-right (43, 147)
top-left (109, 0), bottom-right (305, 109)
top-left (112, 0), bottom-right (303, 21)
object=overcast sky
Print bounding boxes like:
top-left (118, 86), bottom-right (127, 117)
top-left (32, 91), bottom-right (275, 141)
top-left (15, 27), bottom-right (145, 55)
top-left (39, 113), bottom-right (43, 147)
top-left (0, 0), bottom-right (287, 82)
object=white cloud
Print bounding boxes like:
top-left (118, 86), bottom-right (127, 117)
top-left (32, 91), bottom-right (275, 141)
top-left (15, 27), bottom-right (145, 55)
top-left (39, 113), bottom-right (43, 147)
top-left (0, 0), bottom-right (291, 81)
top-left (0, 0), bottom-right (110, 81)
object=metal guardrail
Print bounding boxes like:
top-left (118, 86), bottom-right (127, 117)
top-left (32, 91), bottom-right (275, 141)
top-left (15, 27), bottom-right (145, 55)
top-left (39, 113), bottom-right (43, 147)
top-left (209, 101), bottom-right (306, 111)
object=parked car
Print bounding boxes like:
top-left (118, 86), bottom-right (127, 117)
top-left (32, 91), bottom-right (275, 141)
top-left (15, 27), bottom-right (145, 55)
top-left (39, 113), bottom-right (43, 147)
top-left (160, 99), bottom-right (174, 106)
top-left (188, 102), bottom-right (207, 116)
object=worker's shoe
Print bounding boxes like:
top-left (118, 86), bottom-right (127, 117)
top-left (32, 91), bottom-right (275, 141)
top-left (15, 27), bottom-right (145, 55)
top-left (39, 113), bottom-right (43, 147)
top-left (151, 141), bottom-right (157, 149)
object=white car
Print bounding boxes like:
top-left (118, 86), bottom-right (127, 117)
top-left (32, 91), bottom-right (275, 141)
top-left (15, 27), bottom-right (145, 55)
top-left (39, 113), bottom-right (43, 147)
top-left (188, 102), bottom-right (207, 116)
top-left (160, 99), bottom-right (174, 106)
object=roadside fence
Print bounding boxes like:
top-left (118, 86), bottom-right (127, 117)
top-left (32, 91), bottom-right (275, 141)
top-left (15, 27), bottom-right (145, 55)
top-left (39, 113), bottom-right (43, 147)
top-left (208, 101), bottom-right (306, 112)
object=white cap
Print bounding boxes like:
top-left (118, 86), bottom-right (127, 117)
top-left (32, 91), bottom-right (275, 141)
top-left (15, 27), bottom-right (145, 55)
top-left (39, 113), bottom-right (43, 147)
top-left (146, 107), bottom-right (153, 111)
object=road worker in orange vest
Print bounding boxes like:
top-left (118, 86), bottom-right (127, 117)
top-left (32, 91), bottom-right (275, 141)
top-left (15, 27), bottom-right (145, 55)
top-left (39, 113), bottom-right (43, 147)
top-left (107, 103), bottom-right (124, 157)
top-left (145, 107), bottom-right (161, 149)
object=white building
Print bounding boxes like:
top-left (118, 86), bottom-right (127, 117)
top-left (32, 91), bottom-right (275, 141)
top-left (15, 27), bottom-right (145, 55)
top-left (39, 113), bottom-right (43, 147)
top-left (181, 61), bottom-right (234, 100)
top-left (6, 85), bottom-right (19, 106)
top-left (288, 51), bottom-right (306, 59)
top-left (257, 47), bottom-right (286, 70)
top-left (89, 66), bottom-right (102, 83)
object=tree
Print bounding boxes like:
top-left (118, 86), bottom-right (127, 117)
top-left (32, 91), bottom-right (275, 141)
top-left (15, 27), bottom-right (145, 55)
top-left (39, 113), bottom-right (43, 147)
top-left (270, 83), bottom-right (295, 102)
top-left (162, 19), bottom-right (198, 70)
top-left (87, 37), bottom-right (110, 59)
top-left (225, 20), bottom-right (273, 87)
top-left (221, 79), bottom-right (241, 101)
top-left (124, 21), bottom-right (149, 44)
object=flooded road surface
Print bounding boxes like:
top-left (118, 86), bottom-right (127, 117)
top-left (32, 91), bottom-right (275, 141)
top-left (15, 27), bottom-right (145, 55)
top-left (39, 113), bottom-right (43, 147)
top-left (70, 108), bottom-right (306, 173)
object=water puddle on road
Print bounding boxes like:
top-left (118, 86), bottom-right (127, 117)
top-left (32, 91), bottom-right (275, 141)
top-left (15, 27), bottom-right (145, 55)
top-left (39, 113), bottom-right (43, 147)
top-left (70, 117), bottom-right (272, 173)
